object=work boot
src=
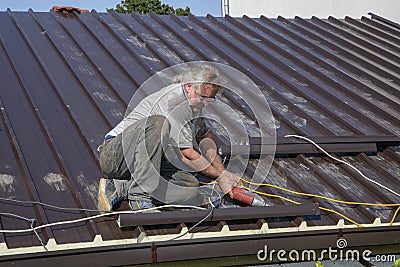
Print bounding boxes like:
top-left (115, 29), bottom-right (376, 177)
top-left (98, 178), bottom-right (123, 212)
top-left (129, 199), bottom-right (160, 213)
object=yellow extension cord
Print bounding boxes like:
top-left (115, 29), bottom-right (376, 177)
top-left (200, 178), bottom-right (400, 227)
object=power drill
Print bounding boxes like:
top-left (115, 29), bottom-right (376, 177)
top-left (231, 188), bottom-right (267, 206)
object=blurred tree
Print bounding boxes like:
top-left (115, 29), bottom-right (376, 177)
top-left (107, 0), bottom-right (190, 16)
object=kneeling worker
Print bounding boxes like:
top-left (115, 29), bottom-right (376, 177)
top-left (97, 65), bottom-right (241, 212)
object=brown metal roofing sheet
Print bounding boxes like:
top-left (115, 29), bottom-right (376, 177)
top-left (0, 10), bottom-right (399, 258)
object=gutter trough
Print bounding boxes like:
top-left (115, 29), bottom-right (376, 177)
top-left (1, 225), bottom-right (399, 266)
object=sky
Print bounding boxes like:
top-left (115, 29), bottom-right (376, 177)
top-left (0, 0), bottom-right (222, 16)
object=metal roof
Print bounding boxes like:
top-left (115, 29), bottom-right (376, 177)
top-left (0, 9), bottom-right (399, 265)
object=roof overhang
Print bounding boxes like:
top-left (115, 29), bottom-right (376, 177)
top-left (0, 224), bottom-right (399, 266)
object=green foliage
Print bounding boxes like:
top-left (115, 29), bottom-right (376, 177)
top-left (174, 7), bottom-right (191, 16)
top-left (107, 0), bottom-right (190, 16)
top-left (316, 261), bottom-right (324, 267)
top-left (393, 258), bottom-right (400, 267)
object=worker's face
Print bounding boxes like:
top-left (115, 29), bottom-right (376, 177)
top-left (185, 83), bottom-right (217, 112)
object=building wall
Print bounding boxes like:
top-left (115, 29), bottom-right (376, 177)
top-left (222, 0), bottom-right (400, 22)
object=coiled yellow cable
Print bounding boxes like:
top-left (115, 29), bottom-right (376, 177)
top-left (199, 178), bottom-right (400, 227)
top-left (240, 178), bottom-right (400, 208)
top-left (240, 178), bottom-right (400, 227)
top-left (243, 186), bottom-right (363, 227)
top-left (390, 206), bottom-right (400, 226)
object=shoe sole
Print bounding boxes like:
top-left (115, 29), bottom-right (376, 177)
top-left (98, 178), bottom-right (111, 213)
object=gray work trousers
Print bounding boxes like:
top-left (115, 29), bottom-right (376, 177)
top-left (98, 115), bottom-right (199, 204)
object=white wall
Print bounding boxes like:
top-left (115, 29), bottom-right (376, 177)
top-left (222, 0), bottom-right (400, 22)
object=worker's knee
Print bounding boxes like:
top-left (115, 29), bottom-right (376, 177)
top-left (146, 115), bottom-right (170, 137)
top-left (147, 115), bottom-right (169, 129)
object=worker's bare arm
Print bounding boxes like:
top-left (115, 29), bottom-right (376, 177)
top-left (196, 131), bottom-right (225, 172)
top-left (180, 146), bottom-right (240, 197)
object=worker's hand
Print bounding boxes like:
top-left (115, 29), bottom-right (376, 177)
top-left (228, 179), bottom-right (244, 198)
top-left (217, 171), bottom-right (241, 198)
top-left (234, 179), bottom-right (244, 189)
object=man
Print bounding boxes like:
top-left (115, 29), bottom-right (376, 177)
top-left (97, 65), bottom-right (241, 212)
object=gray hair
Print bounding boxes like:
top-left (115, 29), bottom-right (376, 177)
top-left (173, 65), bottom-right (224, 94)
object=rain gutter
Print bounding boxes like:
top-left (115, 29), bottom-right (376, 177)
top-left (1, 225), bottom-right (399, 266)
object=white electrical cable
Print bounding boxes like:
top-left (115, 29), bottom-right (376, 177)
top-left (168, 206), bottom-right (215, 241)
top-left (168, 184), bottom-right (222, 241)
top-left (0, 154), bottom-right (229, 235)
top-left (285, 134), bottom-right (400, 198)
top-left (0, 197), bottom-right (103, 213)
top-left (0, 212), bottom-right (47, 250)
top-left (0, 205), bottom-right (207, 234)
top-left (6, 140), bottom-right (396, 237)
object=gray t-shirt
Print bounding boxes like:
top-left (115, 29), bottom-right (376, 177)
top-left (106, 83), bottom-right (209, 149)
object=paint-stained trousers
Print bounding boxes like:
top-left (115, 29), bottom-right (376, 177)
top-left (98, 115), bottom-right (199, 204)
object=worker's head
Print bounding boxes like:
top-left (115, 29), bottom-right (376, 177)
top-left (175, 65), bottom-right (224, 111)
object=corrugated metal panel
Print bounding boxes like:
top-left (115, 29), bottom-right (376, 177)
top-left (0, 9), bottom-right (399, 256)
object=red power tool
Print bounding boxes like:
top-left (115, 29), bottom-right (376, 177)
top-left (231, 188), bottom-right (267, 206)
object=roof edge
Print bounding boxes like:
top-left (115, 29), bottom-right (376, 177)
top-left (0, 221), bottom-right (398, 260)
top-left (368, 12), bottom-right (400, 29)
